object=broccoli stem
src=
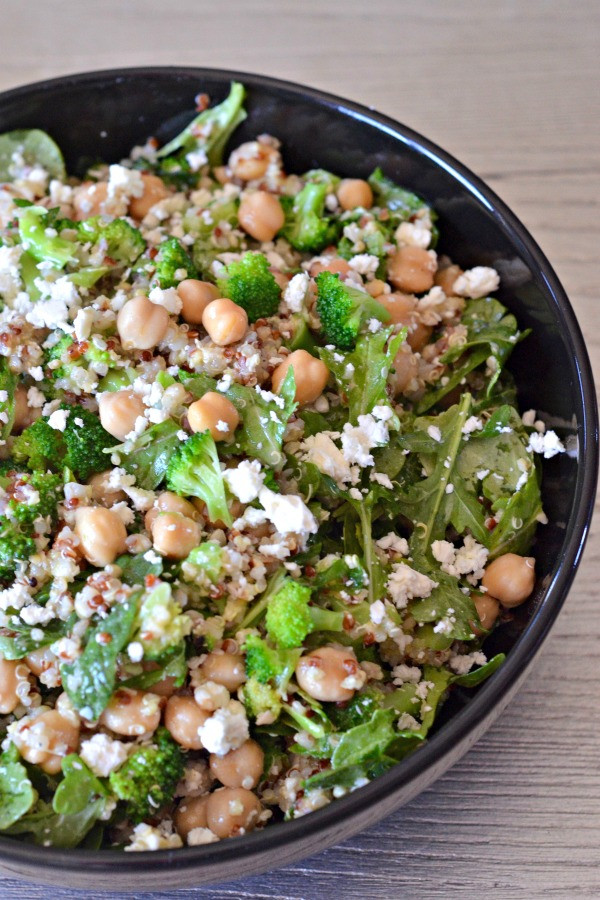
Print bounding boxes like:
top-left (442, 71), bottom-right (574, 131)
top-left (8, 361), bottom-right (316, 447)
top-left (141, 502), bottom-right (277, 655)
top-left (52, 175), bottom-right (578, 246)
top-left (282, 701), bottom-right (326, 739)
top-left (309, 606), bottom-right (345, 633)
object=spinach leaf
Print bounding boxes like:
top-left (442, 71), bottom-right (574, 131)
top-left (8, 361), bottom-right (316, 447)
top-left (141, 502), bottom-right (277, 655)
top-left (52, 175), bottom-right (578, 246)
top-left (119, 645), bottom-right (187, 691)
top-left (0, 612), bottom-right (76, 660)
top-left (117, 418), bottom-right (182, 490)
top-left (320, 328), bottom-right (406, 423)
top-left (0, 129), bottom-right (66, 181)
top-left (6, 755), bottom-right (106, 848)
top-left (0, 744), bottom-right (37, 830)
top-left (0, 358), bottom-right (16, 439)
top-left (331, 707), bottom-right (397, 769)
top-left (61, 595), bottom-right (139, 719)
top-left (181, 369), bottom-right (297, 468)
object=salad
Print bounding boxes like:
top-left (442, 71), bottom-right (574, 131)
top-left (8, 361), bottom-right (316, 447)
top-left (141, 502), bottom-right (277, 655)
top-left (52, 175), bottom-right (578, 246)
top-left (0, 83), bottom-right (565, 852)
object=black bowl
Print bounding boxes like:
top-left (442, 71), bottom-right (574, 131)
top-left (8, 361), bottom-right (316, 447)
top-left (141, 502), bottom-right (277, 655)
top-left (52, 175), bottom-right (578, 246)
top-left (0, 68), bottom-right (596, 890)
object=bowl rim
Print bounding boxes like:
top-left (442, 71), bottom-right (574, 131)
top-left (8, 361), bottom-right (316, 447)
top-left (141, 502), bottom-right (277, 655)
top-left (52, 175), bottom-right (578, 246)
top-left (0, 65), bottom-right (597, 876)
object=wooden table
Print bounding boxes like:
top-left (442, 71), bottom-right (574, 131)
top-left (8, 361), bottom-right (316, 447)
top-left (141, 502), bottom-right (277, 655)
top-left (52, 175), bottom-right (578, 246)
top-left (1, 1), bottom-right (598, 896)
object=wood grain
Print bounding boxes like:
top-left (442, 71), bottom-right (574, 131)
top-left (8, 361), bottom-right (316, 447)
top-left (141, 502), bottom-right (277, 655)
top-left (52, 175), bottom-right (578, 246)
top-left (0, 0), bottom-right (598, 896)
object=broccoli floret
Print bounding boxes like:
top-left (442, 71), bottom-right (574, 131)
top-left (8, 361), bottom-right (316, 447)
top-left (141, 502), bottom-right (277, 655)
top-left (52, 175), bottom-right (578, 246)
top-left (17, 205), bottom-right (77, 269)
top-left (77, 216), bottom-right (146, 265)
top-left (180, 541), bottom-right (224, 591)
top-left (45, 334), bottom-right (113, 385)
top-left (156, 81), bottom-right (247, 169)
top-left (217, 252), bottom-right (280, 321)
top-left (265, 580), bottom-right (345, 648)
top-left (62, 406), bottom-right (115, 481)
top-left (280, 182), bottom-right (339, 253)
top-left (0, 529), bottom-right (36, 580)
top-left (153, 236), bottom-right (198, 288)
top-left (13, 406), bottom-right (113, 481)
top-left (166, 430), bottom-right (231, 526)
top-left (367, 167), bottom-right (431, 222)
top-left (108, 727), bottom-right (184, 823)
top-left (12, 417), bottom-right (64, 472)
top-left (1, 470), bottom-right (62, 527)
top-left (133, 582), bottom-right (192, 659)
top-left (243, 676), bottom-right (282, 721)
top-left (315, 271), bottom-right (391, 350)
top-left (244, 632), bottom-right (290, 684)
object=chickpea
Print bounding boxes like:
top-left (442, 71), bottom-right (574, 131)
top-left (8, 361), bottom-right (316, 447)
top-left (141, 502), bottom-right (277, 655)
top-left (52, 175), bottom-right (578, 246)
top-left (237, 191), bottom-right (285, 242)
top-left (145, 491), bottom-right (200, 533)
top-left (337, 178), bottom-right (373, 211)
top-left (100, 689), bottom-right (162, 737)
top-left (435, 263), bottom-right (463, 295)
top-left (309, 257), bottom-right (351, 278)
top-left (72, 181), bottom-right (108, 220)
top-left (12, 709), bottom-right (80, 774)
top-left (376, 291), bottom-right (432, 351)
top-left (117, 294), bottom-right (170, 351)
top-left (271, 349), bottom-right (329, 406)
top-left (175, 795), bottom-right (209, 840)
top-left (228, 141), bottom-right (280, 183)
top-left (388, 246), bottom-right (436, 294)
top-left (74, 506), bottom-right (127, 567)
top-left (164, 695), bottom-right (210, 750)
top-left (209, 739), bottom-right (264, 790)
top-left (98, 389), bottom-right (145, 441)
top-left (0, 657), bottom-right (30, 714)
top-left (142, 662), bottom-right (179, 698)
top-left (177, 279), bottom-right (220, 325)
top-left (200, 651), bottom-right (246, 692)
top-left (295, 646), bottom-right (362, 703)
top-left (128, 173), bottom-right (170, 220)
top-left (365, 278), bottom-right (387, 298)
top-left (12, 384), bottom-right (41, 433)
top-left (188, 392), bottom-right (240, 441)
top-left (473, 593), bottom-right (500, 633)
top-left (88, 469), bottom-right (127, 506)
top-left (392, 344), bottom-right (419, 395)
top-left (202, 298), bottom-right (248, 346)
top-left (206, 787), bottom-right (262, 839)
top-left (481, 554), bottom-right (536, 608)
top-left (152, 512), bottom-right (201, 559)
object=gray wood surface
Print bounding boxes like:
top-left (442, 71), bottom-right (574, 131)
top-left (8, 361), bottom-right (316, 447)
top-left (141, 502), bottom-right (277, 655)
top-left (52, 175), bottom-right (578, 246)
top-left (0, 0), bottom-right (598, 896)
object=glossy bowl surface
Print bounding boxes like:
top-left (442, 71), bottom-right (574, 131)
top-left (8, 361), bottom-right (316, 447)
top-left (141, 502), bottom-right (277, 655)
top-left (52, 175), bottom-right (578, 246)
top-left (0, 67), bottom-right (596, 890)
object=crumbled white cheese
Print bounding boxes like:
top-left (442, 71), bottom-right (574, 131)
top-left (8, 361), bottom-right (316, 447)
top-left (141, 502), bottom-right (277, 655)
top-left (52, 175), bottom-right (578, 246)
top-left (527, 429), bottom-right (565, 459)
top-left (47, 408), bottom-right (69, 431)
top-left (431, 535), bottom-right (488, 581)
top-left (300, 432), bottom-right (352, 485)
top-left (258, 486), bottom-right (318, 538)
top-left (0, 245), bottom-right (23, 301)
top-left (107, 164), bottom-right (144, 199)
top-left (26, 386), bottom-right (46, 408)
top-left (462, 416), bottom-right (483, 435)
top-left (453, 267), bottom-right (500, 299)
top-left (391, 664), bottom-right (422, 685)
top-left (148, 285), bottom-right (182, 315)
top-left (395, 219), bottom-right (431, 249)
top-left (187, 827), bottom-right (219, 846)
top-left (341, 413), bottom-right (389, 467)
top-left (375, 533), bottom-right (409, 555)
top-left (348, 253), bottom-right (379, 278)
top-left (448, 650), bottom-right (487, 675)
top-left (223, 459), bottom-right (265, 504)
top-left (386, 563), bottom-right (438, 609)
top-left (282, 271), bottom-right (310, 312)
top-left (427, 425), bottom-right (442, 442)
top-left (79, 733), bottom-right (130, 777)
top-left (194, 680), bottom-right (230, 711)
top-left (125, 823), bottom-right (183, 852)
top-left (197, 700), bottom-right (249, 756)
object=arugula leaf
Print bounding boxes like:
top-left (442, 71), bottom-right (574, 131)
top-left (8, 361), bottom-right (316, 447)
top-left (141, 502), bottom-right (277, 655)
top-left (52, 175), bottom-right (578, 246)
top-left (331, 707), bottom-right (396, 769)
top-left (61, 595), bottom-right (139, 719)
top-left (409, 562), bottom-right (479, 641)
top-left (119, 645), bottom-right (187, 691)
top-left (487, 469), bottom-right (542, 558)
top-left (0, 129), bottom-right (65, 181)
top-left (417, 665), bottom-right (453, 736)
top-left (0, 744), bottom-right (37, 830)
top-left (320, 328), bottom-right (406, 423)
top-left (181, 369), bottom-right (297, 468)
top-left (0, 613), bottom-right (76, 660)
top-left (6, 755), bottom-right (106, 848)
top-left (116, 418), bottom-right (182, 490)
top-left (415, 346), bottom-right (489, 414)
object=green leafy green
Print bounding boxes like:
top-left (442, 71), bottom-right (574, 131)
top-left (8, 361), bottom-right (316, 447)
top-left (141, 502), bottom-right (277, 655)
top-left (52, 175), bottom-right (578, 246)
top-left (61, 595), bottom-right (139, 719)
top-left (0, 129), bottom-right (65, 181)
top-left (0, 613), bottom-right (75, 660)
top-left (0, 744), bottom-right (37, 830)
top-left (0, 358), bottom-right (16, 439)
top-left (115, 418), bottom-right (182, 490)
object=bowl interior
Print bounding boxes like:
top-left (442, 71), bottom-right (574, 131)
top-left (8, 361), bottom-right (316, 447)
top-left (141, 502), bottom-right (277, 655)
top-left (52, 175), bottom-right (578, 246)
top-left (0, 68), bottom-right (596, 889)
